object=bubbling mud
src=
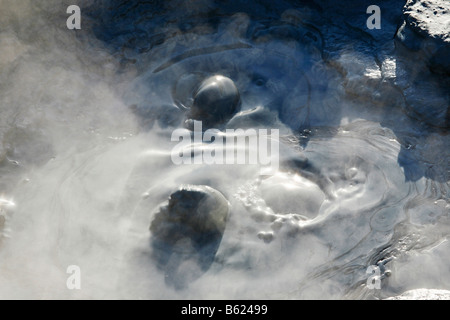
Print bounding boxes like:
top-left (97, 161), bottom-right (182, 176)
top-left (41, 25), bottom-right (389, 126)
top-left (0, 0), bottom-right (448, 300)
top-left (187, 75), bottom-right (241, 129)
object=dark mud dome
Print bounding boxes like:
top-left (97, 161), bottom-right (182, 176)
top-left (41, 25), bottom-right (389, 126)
top-left (0, 0), bottom-right (448, 299)
top-left (150, 185), bottom-right (229, 289)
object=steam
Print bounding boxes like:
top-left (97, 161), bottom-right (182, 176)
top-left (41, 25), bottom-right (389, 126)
top-left (0, 0), bottom-right (448, 300)
top-left (0, 0), bottom-right (140, 299)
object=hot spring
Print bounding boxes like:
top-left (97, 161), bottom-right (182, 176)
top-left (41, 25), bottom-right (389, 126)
top-left (0, 0), bottom-right (448, 299)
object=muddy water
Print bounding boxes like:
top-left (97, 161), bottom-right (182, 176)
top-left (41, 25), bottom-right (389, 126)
top-left (0, 0), bottom-right (448, 299)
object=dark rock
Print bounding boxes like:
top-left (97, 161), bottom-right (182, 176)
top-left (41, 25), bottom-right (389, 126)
top-left (396, 0), bottom-right (450, 75)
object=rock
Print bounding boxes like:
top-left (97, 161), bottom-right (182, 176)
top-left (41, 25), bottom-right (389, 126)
top-left (392, 0), bottom-right (450, 128)
top-left (150, 185), bottom-right (229, 288)
top-left (396, 0), bottom-right (450, 75)
top-left (187, 75), bottom-right (240, 129)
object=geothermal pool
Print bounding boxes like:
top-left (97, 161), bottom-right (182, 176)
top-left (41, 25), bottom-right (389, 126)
top-left (0, 0), bottom-right (448, 299)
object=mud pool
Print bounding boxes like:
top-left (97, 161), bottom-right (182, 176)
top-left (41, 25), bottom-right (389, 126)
top-left (0, 0), bottom-right (449, 299)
